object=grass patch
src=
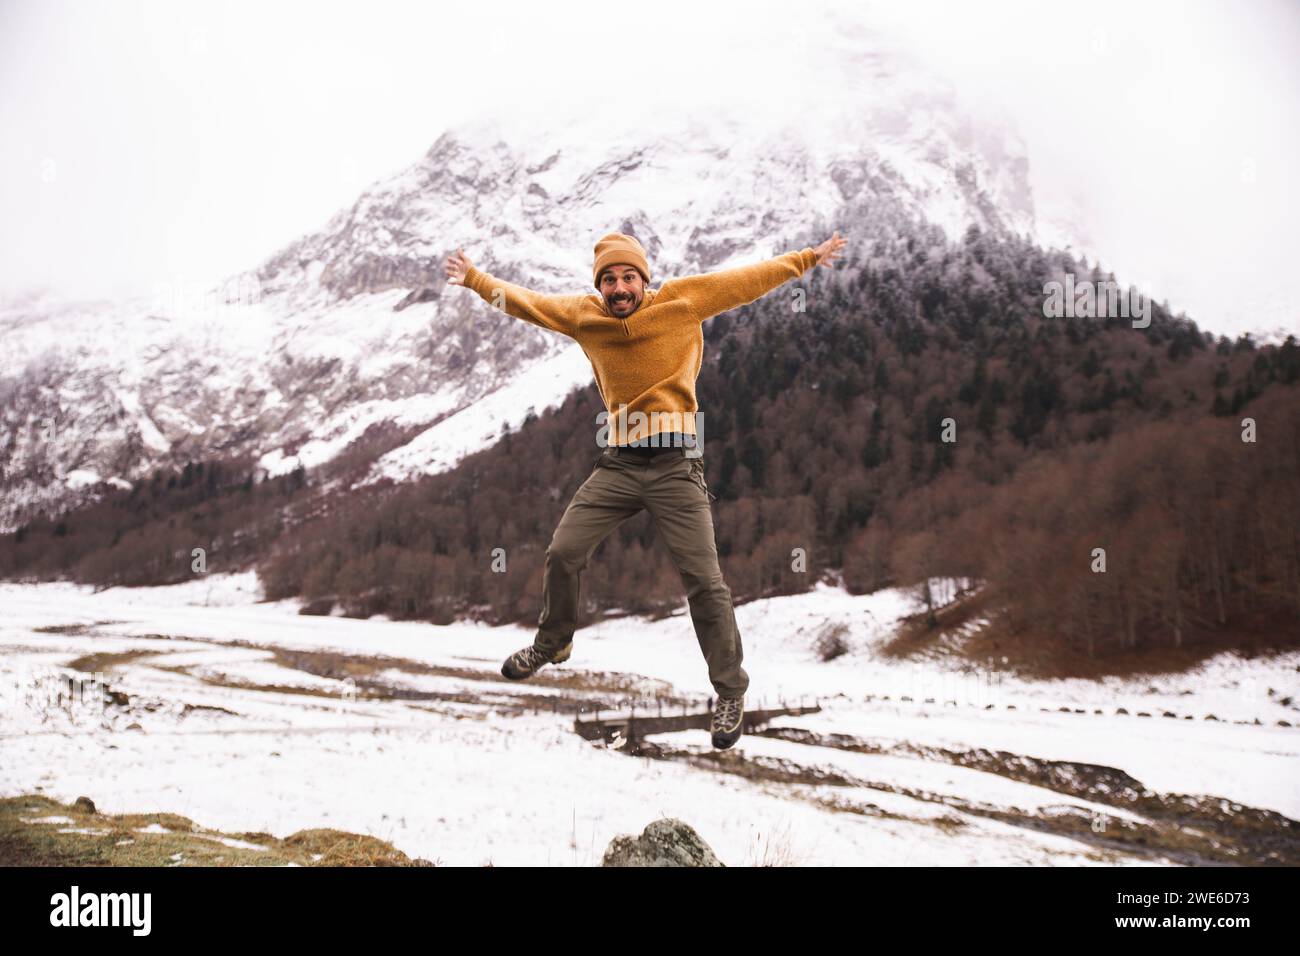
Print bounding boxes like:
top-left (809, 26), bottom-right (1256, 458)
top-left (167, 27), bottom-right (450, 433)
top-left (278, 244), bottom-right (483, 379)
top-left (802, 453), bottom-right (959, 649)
top-left (0, 794), bottom-right (436, 866)
top-left (65, 649), bottom-right (159, 674)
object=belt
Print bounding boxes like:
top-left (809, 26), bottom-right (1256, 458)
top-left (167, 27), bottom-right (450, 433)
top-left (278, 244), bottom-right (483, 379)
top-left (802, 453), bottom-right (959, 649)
top-left (610, 431), bottom-right (699, 458)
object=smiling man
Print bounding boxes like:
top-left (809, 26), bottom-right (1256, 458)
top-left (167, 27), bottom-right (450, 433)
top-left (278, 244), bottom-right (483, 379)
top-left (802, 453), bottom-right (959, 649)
top-left (444, 229), bottom-right (846, 749)
top-left (601, 261), bottom-right (644, 319)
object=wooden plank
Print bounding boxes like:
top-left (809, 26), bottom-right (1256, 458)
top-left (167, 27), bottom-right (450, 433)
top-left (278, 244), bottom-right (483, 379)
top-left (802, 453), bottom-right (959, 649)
top-left (572, 705), bottom-right (821, 742)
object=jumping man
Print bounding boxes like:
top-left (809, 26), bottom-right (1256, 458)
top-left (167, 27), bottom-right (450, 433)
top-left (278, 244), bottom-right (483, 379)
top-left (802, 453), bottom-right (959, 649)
top-left (444, 230), bottom-right (847, 748)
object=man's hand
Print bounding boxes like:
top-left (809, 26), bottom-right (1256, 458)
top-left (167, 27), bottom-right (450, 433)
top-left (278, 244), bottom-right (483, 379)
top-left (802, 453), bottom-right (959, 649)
top-left (444, 246), bottom-right (474, 286)
top-left (813, 230), bottom-right (847, 268)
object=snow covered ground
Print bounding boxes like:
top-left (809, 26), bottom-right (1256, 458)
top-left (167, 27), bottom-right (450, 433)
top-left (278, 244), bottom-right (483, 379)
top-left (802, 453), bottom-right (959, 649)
top-left (1, 573), bottom-right (1296, 866)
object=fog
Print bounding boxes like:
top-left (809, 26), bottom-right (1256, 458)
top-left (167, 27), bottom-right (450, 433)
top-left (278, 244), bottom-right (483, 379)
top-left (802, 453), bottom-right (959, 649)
top-left (1, 0), bottom-right (1295, 336)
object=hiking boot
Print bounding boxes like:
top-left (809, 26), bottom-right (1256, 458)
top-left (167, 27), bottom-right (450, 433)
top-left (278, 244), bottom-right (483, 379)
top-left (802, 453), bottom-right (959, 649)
top-left (711, 694), bottom-right (745, 749)
top-left (501, 640), bottom-right (572, 681)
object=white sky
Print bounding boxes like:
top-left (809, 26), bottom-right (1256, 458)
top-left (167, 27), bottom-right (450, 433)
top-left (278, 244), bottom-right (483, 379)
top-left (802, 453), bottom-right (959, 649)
top-left (1, 0), bottom-right (1296, 336)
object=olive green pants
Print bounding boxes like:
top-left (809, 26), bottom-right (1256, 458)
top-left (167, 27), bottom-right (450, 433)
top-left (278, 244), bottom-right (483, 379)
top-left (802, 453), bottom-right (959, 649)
top-left (535, 446), bottom-right (748, 699)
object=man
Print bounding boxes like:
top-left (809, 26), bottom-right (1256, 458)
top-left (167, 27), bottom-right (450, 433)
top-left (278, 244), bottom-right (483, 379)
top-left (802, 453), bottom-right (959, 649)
top-left (444, 230), bottom-right (847, 748)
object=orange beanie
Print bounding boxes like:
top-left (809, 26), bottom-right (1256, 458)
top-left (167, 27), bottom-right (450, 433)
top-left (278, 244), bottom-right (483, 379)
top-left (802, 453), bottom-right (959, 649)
top-left (592, 233), bottom-right (651, 289)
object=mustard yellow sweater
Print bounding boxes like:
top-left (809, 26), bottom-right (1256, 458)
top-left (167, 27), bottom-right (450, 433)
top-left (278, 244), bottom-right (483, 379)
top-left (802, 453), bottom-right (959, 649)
top-left (463, 248), bottom-right (818, 444)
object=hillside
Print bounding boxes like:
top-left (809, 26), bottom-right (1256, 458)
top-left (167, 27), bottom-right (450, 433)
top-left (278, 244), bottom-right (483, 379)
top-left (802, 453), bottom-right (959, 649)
top-left (4, 207), bottom-right (1296, 667)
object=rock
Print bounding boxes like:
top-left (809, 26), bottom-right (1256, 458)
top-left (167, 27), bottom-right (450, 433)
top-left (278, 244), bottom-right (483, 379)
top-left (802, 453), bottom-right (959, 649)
top-left (298, 597), bottom-right (335, 616)
top-left (394, 286), bottom-right (438, 312)
top-left (600, 818), bottom-right (724, 867)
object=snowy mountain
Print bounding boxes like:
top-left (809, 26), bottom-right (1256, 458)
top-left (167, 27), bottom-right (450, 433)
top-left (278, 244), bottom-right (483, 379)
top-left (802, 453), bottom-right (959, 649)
top-left (0, 32), bottom-right (1061, 534)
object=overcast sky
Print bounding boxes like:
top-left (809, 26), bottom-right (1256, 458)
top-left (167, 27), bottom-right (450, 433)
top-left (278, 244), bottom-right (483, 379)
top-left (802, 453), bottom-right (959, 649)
top-left (1, 0), bottom-right (1296, 336)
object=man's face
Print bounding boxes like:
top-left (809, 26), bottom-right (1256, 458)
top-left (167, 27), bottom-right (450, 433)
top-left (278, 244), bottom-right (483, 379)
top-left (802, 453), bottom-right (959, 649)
top-left (598, 264), bottom-right (645, 318)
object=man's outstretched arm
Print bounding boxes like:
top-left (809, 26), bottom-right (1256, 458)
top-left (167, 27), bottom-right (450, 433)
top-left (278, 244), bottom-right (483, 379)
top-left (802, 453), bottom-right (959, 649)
top-left (444, 247), bottom-right (585, 339)
top-left (663, 231), bottom-right (848, 322)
